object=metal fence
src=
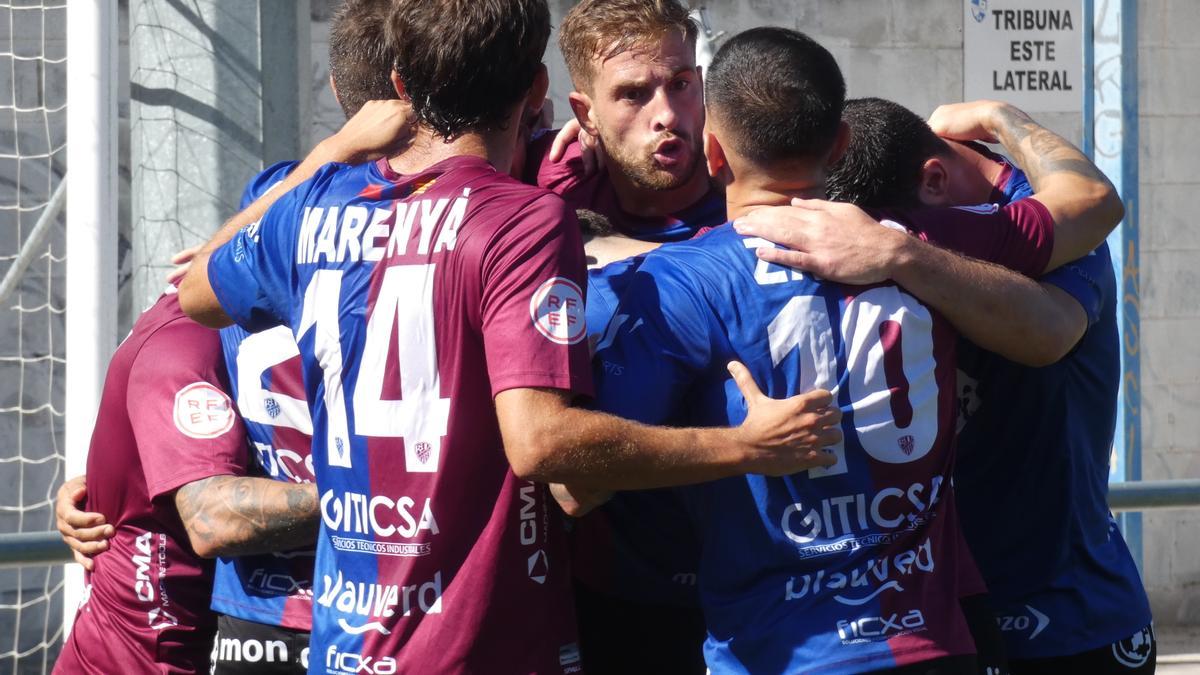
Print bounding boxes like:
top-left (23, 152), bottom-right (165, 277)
top-left (1, 479), bottom-right (1198, 569)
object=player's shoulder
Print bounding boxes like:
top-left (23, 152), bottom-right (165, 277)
top-left (266, 160), bottom-right (377, 212)
top-left (240, 160), bottom-right (302, 208)
top-left (645, 222), bottom-right (748, 270)
top-left (130, 290), bottom-right (224, 366)
top-left (466, 169), bottom-right (575, 238)
top-left (633, 223), bottom-right (748, 293)
top-left (880, 196), bottom-right (1048, 228)
top-left (466, 159), bottom-right (561, 204)
top-left (309, 159), bottom-right (377, 195)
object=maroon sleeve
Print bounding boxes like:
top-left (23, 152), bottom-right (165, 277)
top-left (480, 193), bottom-right (594, 398)
top-left (896, 198), bottom-right (1055, 276)
top-left (524, 130), bottom-right (588, 195)
top-left (126, 317), bottom-right (248, 500)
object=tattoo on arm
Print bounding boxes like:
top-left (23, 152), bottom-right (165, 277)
top-left (175, 476), bottom-right (319, 558)
top-left (992, 105), bottom-right (1110, 189)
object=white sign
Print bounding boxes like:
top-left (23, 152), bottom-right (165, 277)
top-left (963, 0), bottom-right (1083, 113)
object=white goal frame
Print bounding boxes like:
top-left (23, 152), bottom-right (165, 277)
top-left (62, 0), bottom-right (117, 635)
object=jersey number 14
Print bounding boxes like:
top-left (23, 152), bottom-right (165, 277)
top-left (300, 265), bottom-right (451, 472)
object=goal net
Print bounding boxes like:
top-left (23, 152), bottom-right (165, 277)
top-left (0, 0), bottom-right (67, 671)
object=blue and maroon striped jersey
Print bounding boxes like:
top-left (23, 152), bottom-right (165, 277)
top-left (207, 155), bottom-right (592, 673)
top-left (592, 199), bottom-right (1055, 674)
top-left (209, 161), bottom-right (318, 631)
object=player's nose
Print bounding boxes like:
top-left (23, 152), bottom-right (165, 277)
top-left (649, 88), bottom-right (680, 133)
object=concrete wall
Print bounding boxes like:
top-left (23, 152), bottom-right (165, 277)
top-left (128, 0), bottom-right (310, 313)
top-left (1135, 0), bottom-right (1200, 627)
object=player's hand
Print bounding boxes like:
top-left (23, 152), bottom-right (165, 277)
top-left (927, 100), bottom-right (1011, 144)
top-left (164, 244), bottom-right (202, 285)
top-left (548, 118), bottom-right (606, 177)
top-left (733, 198), bottom-right (910, 286)
top-left (55, 475), bottom-right (113, 570)
top-left (727, 361), bottom-right (842, 476)
top-left (321, 99), bottom-right (414, 165)
top-left (549, 483), bottom-right (612, 518)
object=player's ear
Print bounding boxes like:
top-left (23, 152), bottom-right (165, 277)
top-left (704, 126), bottom-right (732, 185)
top-left (825, 120), bottom-right (851, 166)
top-left (567, 91), bottom-right (599, 138)
top-left (918, 157), bottom-right (952, 206)
top-left (526, 64), bottom-right (550, 117)
top-left (389, 69), bottom-right (410, 102)
top-left (329, 73), bottom-right (342, 107)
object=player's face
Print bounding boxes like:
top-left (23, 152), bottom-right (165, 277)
top-left (918, 142), bottom-right (998, 207)
top-left (587, 32), bottom-right (704, 191)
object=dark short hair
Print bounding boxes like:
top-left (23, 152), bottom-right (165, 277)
top-left (826, 97), bottom-right (952, 208)
top-left (386, 0), bottom-right (550, 139)
top-left (328, 0), bottom-right (398, 118)
top-left (559, 0), bottom-right (697, 92)
top-left (575, 209), bottom-right (614, 237)
top-left (705, 27), bottom-right (845, 166)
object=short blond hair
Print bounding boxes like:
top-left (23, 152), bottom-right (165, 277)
top-left (558, 0), bottom-right (697, 91)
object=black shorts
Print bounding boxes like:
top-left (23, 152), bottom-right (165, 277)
top-left (961, 593), bottom-right (1010, 674)
top-left (573, 581), bottom-right (707, 675)
top-left (210, 614), bottom-right (310, 675)
top-left (1009, 623), bottom-right (1156, 675)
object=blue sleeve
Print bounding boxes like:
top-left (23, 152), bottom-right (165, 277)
top-left (592, 254), bottom-right (715, 425)
top-left (1003, 166), bottom-right (1034, 203)
top-left (208, 166), bottom-right (333, 333)
top-left (586, 256), bottom-right (645, 342)
top-left (1038, 243), bottom-right (1113, 328)
top-left (239, 160), bottom-right (301, 209)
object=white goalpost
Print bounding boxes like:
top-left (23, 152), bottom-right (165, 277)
top-left (62, 0), bottom-right (118, 641)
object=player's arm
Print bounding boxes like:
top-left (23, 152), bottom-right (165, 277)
top-left (174, 477), bottom-right (318, 559)
top-left (734, 202), bottom-right (1087, 366)
top-left (482, 199), bottom-right (838, 492)
top-left (179, 100), bottom-right (413, 327)
top-left (548, 482), bottom-right (611, 518)
top-left (54, 475), bottom-right (113, 570)
top-left (884, 236), bottom-right (1087, 365)
top-left (927, 100), bottom-right (1124, 271)
top-left (495, 364), bottom-right (840, 490)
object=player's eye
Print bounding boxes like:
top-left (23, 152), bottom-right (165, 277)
top-left (670, 78), bottom-right (690, 92)
top-left (619, 87), bottom-right (646, 102)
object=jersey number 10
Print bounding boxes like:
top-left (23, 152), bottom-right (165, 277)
top-left (768, 285), bottom-right (941, 477)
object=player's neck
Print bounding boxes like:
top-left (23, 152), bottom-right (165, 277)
top-left (388, 125), bottom-right (518, 177)
top-left (724, 176), bottom-right (826, 221)
top-left (605, 161), bottom-right (713, 219)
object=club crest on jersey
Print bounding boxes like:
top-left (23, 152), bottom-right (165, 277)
top-left (173, 382), bottom-right (235, 439)
top-left (1111, 624), bottom-right (1154, 668)
top-left (147, 606), bottom-right (179, 631)
top-left (527, 549), bottom-right (549, 585)
top-left (530, 277), bottom-right (586, 345)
